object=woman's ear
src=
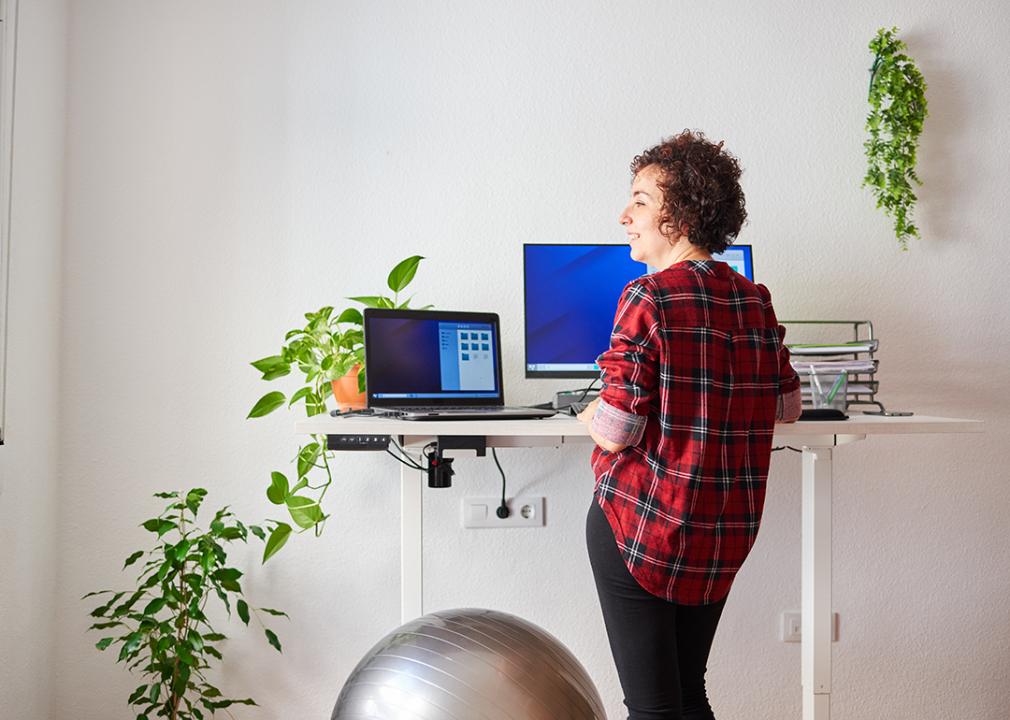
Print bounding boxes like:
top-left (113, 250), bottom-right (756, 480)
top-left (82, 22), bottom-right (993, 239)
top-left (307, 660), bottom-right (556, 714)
top-left (661, 220), bottom-right (691, 244)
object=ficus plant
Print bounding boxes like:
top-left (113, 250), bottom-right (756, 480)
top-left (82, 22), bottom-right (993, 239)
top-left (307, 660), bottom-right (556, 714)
top-left (863, 26), bottom-right (928, 250)
top-left (247, 255), bottom-right (429, 562)
top-left (84, 489), bottom-right (286, 720)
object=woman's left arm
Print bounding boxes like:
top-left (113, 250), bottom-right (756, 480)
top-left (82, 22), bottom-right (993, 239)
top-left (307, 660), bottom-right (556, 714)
top-left (581, 281), bottom-right (660, 453)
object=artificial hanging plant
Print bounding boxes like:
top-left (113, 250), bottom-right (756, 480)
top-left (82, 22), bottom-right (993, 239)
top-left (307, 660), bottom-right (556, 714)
top-left (247, 255), bottom-right (430, 562)
top-left (863, 26), bottom-right (929, 251)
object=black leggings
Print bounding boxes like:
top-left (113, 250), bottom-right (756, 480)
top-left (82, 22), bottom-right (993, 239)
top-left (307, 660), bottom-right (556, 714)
top-left (586, 501), bottom-right (727, 720)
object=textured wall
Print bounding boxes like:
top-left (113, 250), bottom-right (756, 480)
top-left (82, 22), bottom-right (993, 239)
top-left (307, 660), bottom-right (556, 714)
top-left (52, 1), bottom-right (1009, 719)
top-left (0, 1), bottom-right (67, 719)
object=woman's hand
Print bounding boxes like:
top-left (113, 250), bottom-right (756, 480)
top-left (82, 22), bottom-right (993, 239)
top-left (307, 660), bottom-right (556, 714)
top-left (576, 398), bottom-right (600, 425)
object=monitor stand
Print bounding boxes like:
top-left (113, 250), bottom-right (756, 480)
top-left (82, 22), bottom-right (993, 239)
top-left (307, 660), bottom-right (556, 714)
top-left (553, 389), bottom-right (599, 410)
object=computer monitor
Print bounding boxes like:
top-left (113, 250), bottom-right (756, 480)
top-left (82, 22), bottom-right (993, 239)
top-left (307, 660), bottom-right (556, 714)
top-left (523, 243), bottom-right (754, 379)
top-left (714, 244), bottom-right (753, 281)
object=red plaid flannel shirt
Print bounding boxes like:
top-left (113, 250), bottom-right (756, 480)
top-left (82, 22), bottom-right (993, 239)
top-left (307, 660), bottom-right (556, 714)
top-left (591, 260), bottom-right (800, 605)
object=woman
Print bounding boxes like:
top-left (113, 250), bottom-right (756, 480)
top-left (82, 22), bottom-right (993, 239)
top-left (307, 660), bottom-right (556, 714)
top-left (577, 130), bottom-right (802, 720)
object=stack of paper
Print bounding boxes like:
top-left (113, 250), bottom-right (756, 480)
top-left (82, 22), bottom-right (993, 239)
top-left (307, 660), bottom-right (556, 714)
top-left (791, 360), bottom-right (877, 374)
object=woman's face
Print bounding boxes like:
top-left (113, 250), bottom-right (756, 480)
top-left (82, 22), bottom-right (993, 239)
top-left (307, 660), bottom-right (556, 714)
top-left (620, 164), bottom-right (671, 266)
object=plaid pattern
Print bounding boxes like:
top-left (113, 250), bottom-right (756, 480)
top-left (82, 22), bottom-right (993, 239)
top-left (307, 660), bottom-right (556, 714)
top-left (591, 260), bottom-right (800, 605)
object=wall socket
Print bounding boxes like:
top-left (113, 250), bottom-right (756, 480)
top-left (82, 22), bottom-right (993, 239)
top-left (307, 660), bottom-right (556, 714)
top-left (462, 496), bottom-right (545, 528)
top-left (780, 611), bottom-right (840, 643)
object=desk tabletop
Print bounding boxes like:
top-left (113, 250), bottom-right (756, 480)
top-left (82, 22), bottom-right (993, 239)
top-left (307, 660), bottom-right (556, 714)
top-left (296, 412), bottom-right (982, 441)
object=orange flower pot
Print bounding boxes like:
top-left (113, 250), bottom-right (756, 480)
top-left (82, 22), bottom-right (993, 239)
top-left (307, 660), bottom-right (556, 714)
top-left (331, 365), bottom-right (366, 410)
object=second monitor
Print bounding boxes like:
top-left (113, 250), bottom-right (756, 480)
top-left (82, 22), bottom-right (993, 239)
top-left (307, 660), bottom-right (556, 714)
top-left (523, 243), bottom-right (753, 379)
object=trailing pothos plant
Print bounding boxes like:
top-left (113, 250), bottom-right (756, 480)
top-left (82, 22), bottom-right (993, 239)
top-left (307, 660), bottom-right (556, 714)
top-left (863, 26), bottom-right (928, 250)
top-left (84, 489), bottom-right (286, 720)
top-left (247, 255), bottom-right (429, 562)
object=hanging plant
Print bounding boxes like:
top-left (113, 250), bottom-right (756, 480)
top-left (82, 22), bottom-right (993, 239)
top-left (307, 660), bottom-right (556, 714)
top-left (863, 27), bottom-right (928, 251)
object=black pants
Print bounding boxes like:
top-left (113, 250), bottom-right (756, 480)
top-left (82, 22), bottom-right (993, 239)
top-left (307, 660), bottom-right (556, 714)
top-left (586, 502), bottom-right (727, 720)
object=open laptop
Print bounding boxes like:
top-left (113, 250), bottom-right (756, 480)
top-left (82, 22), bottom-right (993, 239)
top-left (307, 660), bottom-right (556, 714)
top-left (362, 308), bottom-right (556, 421)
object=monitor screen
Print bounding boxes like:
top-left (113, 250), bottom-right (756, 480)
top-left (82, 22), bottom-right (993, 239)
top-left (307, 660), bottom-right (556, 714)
top-left (524, 244), bottom-right (647, 378)
top-left (363, 309), bottom-right (503, 404)
top-left (523, 243), bottom-right (754, 379)
top-left (713, 244), bottom-right (753, 280)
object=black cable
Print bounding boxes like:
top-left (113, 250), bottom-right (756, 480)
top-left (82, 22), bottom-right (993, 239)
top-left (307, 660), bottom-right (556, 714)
top-left (575, 378), bottom-right (600, 403)
top-left (491, 448), bottom-right (510, 518)
top-left (388, 436), bottom-right (425, 470)
top-left (385, 448), bottom-right (424, 469)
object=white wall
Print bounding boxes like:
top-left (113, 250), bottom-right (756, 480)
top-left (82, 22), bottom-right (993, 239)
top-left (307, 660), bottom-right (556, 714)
top-left (53, 1), bottom-right (1009, 719)
top-left (0, 0), bottom-right (67, 718)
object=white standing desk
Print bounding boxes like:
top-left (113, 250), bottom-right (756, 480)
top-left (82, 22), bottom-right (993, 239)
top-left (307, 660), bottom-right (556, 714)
top-left (297, 413), bottom-right (982, 720)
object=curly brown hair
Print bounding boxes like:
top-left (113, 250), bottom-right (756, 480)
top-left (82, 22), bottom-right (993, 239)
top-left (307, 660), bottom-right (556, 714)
top-left (630, 130), bottom-right (747, 254)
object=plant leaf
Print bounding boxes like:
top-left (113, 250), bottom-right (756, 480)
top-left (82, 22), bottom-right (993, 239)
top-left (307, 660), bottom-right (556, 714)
top-left (287, 386), bottom-right (312, 408)
top-left (143, 597), bottom-right (167, 615)
top-left (335, 307), bottom-right (363, 324)
top-left (185, 488), bottom-right (208, 515)
top-left (297, 443), bottom-right (321, 479)
top-left (265, 628), bottom-right (282, 653)
top-left (237, 599), bottom-right (250, 625)
top-left (262, 523), bottom-right (292, 563)
top-left (95, 637), bottom-right (115, 651)
top-left (123, 551), bottom-right (144, 569)
top-left (118, 631), bottom-right (143, 662)
top-left (258, 607), bottom-right (289, 619)
top-left (247, 391), bottom-right (286, 419)
top-left (251, 355), bottom-right (288, 373)
top-left (347, 295), bottom-right (394, 309)
top-left (266, 471), bottom-right (289, 505)
top-left (386, 255), bottom-right (424, 293)
top-left (285, 496), bottom-right (323, 530)
top-left (173, 539), bottom-right (192, 562)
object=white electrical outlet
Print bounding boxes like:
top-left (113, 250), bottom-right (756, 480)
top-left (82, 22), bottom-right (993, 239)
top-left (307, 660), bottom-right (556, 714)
top-left (780, 611), bottom-right (840, 643)
top-left (462, 496), bottom-right (545, 528)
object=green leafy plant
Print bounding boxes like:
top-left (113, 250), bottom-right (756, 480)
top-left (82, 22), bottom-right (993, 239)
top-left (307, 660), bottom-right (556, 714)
top-left (863, 26), bottom-right (929, 250)
top-left (247, 255), bottom-right (429, 562)
top-left (84, 489), bottom-right (286, 720)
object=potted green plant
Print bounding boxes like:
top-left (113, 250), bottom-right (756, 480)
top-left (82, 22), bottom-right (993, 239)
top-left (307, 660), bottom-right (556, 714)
top-left (863, 27), bottom-right (928, 250)
top-left (84, 489), bottom-right (286, 720)
top-left (246, 255), bottom-right (430, 561)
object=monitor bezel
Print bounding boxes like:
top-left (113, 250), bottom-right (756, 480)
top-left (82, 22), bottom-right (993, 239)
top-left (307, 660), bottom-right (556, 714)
top-left (363, 307), bottom-right (505, 407)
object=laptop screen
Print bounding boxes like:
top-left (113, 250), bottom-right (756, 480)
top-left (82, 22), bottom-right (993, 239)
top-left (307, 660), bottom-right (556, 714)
top-left (363, 309), bottom-right (504, 406)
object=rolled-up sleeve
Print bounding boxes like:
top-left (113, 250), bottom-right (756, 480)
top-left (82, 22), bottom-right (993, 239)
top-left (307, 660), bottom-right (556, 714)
top-left (592, 280), bottom-right (659, 447)
top-left (592, 397), bottom-right (648, 447)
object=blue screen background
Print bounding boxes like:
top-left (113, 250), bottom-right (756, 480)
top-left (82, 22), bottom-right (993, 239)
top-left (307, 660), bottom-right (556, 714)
top-left (524, 244), bottom-right (754, 372)
top-left (524, 245), bottom-right (647, 368)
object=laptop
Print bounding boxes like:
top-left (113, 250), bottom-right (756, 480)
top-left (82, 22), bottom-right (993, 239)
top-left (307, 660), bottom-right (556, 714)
top-left (362, 308), bottom-right (556, 421)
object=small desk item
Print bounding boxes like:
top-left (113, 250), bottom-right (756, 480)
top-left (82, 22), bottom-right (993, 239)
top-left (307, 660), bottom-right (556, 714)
top-left (800, 408), bottom-right (848, 421)
top-left (297, 412), bottom-right (982, 720)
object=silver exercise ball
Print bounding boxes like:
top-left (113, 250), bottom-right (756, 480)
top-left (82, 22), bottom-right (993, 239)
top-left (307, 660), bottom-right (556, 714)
top-left (331, 607), bottom-right (606, 720)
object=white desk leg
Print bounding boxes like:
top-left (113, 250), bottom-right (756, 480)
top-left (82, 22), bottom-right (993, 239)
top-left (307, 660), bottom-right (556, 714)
top-left (801, 446), bottom-right (833, 720)
top-left (401, 462), bottom-right (424, 623)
